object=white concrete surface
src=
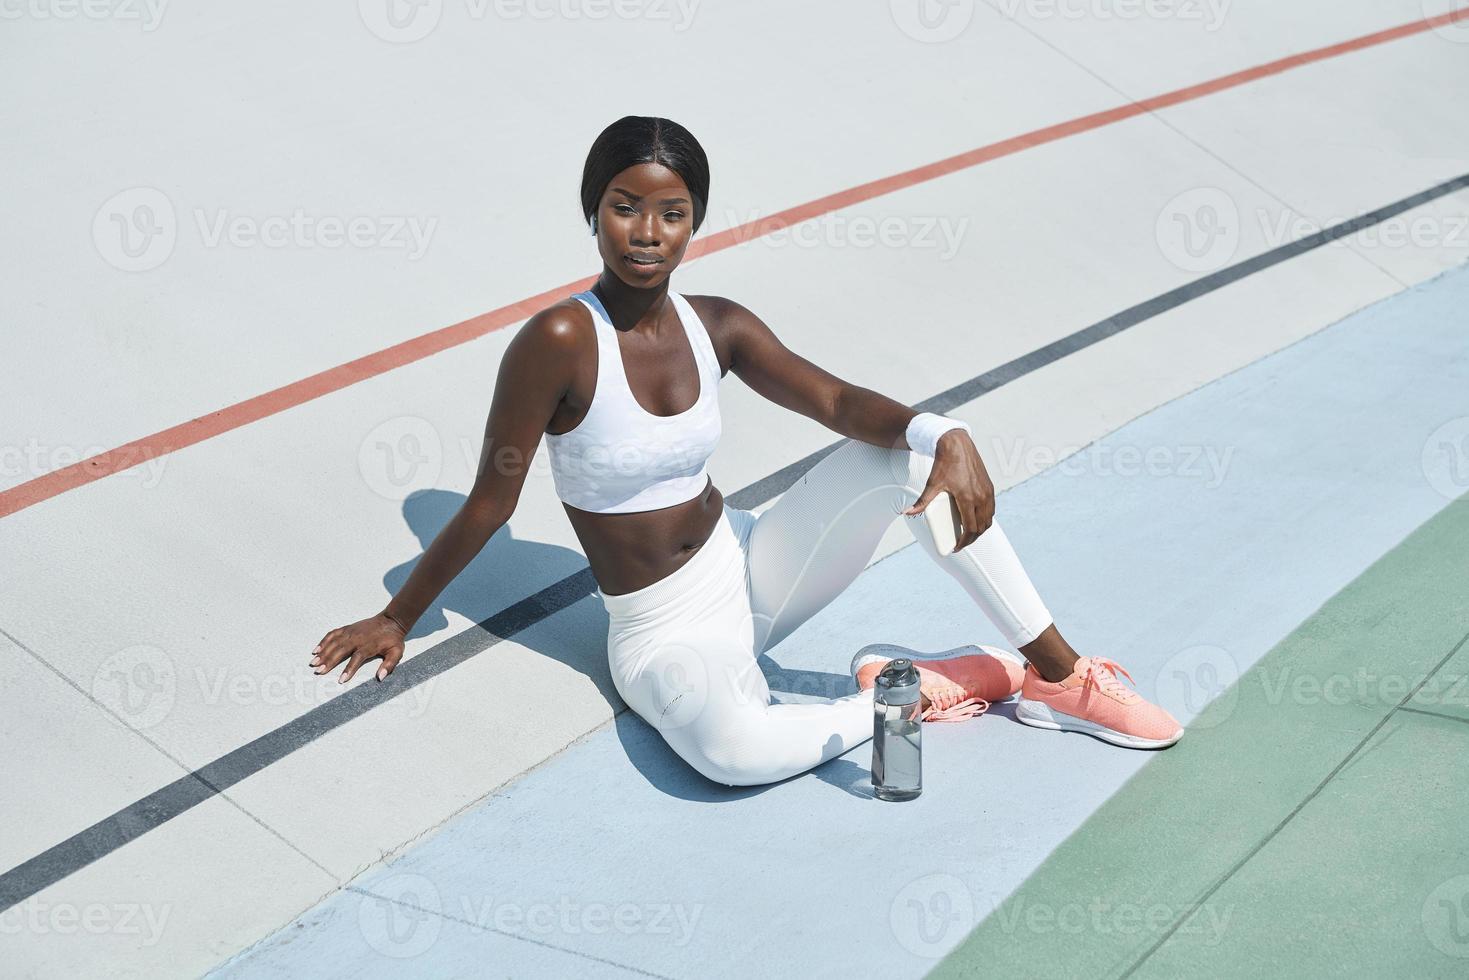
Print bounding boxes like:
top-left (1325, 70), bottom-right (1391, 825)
top-left (2, 1), bottom-right (1466, 975)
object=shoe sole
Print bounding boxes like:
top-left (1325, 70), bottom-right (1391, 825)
top-left (850, 643), bottom-right (1025, 697)
top-left (1014, 698), bottom-right (1183, 749)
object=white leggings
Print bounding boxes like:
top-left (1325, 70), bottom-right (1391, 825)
top-left (600, 439), bottom-right (1054, 787)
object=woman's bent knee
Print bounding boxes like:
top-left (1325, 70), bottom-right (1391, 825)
top-left (673, 739), bottom-right (780, 788)
top-left (662, 713), bottom-right (802, 787)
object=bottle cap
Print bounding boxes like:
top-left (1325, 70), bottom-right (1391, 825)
top-left (875, 658), bottom-right (921, 706)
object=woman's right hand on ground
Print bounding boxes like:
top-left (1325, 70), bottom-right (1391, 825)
top-left (309, 613), bottom-right (407, 683)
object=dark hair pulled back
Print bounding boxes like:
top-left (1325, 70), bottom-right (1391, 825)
top-left (580, 116), bottom-right (710, 234)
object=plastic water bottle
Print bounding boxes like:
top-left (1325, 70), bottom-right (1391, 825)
top-left (872, 658), bottom-right (922, 801)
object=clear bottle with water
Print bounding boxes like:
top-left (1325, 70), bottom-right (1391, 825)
top-left (872, 658), bottom-right (922, 801)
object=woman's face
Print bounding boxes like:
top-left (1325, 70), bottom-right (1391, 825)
top-left (593, 162), bottom-right (696, 288)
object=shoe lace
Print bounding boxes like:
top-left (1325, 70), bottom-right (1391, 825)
top-left (921, 683), bottom-right (991, 723)
top-left (1080, 658), bottom-right (1140, 704)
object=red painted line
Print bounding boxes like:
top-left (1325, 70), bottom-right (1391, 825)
top-left (4, 9), bottom-right (1466, 520)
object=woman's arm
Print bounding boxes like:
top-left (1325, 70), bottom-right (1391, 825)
top-left (379, 308), bottom-right (579, 634)
top-left (709, 294), bottom-right (995, 552)
top-left (311, 305), bottom-right (580, 682)
top-left (703, 294), bottom-right (919, 448)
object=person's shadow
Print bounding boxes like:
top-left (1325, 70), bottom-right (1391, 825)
top-left (384, 489), bottom-right (875, 801)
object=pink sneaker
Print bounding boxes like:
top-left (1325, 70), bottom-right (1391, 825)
top-left (850, 643), bottom-right (1025, 723)
top-left (1016, 656), bottom-right (1183, 748)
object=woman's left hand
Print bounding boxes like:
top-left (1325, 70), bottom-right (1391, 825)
top-left (902, 429), bottom-right (995, 552)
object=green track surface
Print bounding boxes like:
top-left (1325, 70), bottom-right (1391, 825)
top-left (932, 496), bottom-right (1469, 979)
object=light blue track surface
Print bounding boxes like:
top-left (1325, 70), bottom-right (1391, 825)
top-left (213, 265), bottom-right (1469, 978)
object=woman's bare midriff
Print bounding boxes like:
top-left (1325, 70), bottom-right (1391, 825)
top-left (562, 476), bottom-right (726, 596)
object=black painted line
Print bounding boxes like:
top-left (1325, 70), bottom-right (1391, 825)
top-left (1397, 704), bottom-right (1469, 727)
top-left (3, 172), bottom-right (1467, 913)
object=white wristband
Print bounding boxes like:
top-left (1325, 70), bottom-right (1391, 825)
top-left (905, 412), bottom-right (971, 457)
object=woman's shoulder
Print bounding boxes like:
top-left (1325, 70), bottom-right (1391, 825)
top-left (681, 293), bottom-right (759, 333)
top-left (681, 294), bottom-right (757, 378)
top-left (500, 297), bottom-right (598, 383)
top-left (518, 294), bottom-right (596, 349)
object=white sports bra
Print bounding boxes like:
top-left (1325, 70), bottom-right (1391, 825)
top-left (544, 290), bottom-right (723, 514)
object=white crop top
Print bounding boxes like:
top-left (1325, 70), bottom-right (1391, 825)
top-left (544, 290), bottom-right (723, 514)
